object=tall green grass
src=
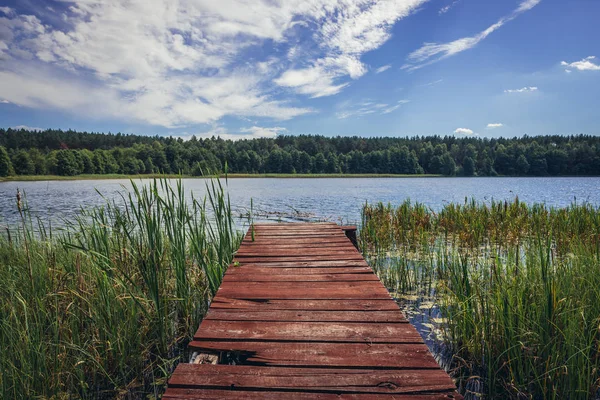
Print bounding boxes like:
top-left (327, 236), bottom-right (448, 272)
top-left (361, 199), bottom-right (600, 399)
top-left (0, 178), bottom-right (242, 399)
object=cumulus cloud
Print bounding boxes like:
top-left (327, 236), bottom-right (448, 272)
top-left (375, 64), bottom-right (392, 73)
top-left (0, 0), bottom-right (427, 127)
top-left (504, 86), bottom-right (538, 93)
top-left (486, 123), bottom-right (503, 128)
top-left (404, 0), bottom-right (542, 70)
top-left (561, 56), bottom-right (600, 72)
top-left (454, 127), bottom-right (474, 135)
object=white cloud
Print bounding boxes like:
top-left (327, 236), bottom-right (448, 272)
top-left (239, 126), bottom-right (287, 139)
top-left (404, 0), bottom-right (542, 70)
top-left (11, 125), bottom-right (43, 131)
top-left (560, 56), bottom-right (600, 72)
top-left (275, 0), bottom-right (428, 97)
top-left (0, 6), bottom-right (14, 16)
top-left (3, 0), bottom-right (431, 127)
top-left (486, 123), bottom-right (503, 128)
top-left (381, 100), bottom-right (410, 114)
top-left (336, 99), bottom-right (409, 119)
top-left (516, 0), bottom-right (543, 12)
top-left (375, 64), bottom-right (391, 74)
top-left (419, 79), bottom-right (443, 87)
top-left (454, 127), bottom-right (474, 135)
top-left (0, 100), bottom-right (10, 104)
top-left (191, 125), bottom-right (286, 141)
top-left (504, 86), bottom-right (538, 93)
top-left (439, 1), bottom-right (460, 15)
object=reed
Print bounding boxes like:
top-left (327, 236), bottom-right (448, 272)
top-left (361, 198), bottom-right (600, 399)
top-left (0, 178), bottom-right (242, 399)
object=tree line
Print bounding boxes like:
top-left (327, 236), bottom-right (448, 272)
top-left (1, 127), bottom-right (599, 177)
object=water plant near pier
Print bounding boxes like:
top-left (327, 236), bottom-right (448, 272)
top-left (361, 198), bottom-right (600, 399)
top-left (0, 178), bottom-right (241, 399)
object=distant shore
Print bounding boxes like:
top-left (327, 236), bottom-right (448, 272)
top-left (0, 173), bottom-right (444, 182)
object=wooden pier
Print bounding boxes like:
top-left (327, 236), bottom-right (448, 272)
top-left (164, 223), bottom-right (461, 399)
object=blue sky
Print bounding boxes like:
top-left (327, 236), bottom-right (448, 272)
top-left (0, 0), bottom-right (598, 140)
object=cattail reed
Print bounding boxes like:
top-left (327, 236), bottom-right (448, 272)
top-left (0, 178), bottom-right (241, 398)
top-left (361, 198), bottom-right (600, 399)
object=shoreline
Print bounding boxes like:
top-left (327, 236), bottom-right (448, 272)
top-left (1, 173), bottom-right (598, 182)
top-left (0, 173), bottom-right (442, 182)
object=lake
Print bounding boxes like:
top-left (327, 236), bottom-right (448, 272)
top-left (1, 177), bottom-right (600, 228)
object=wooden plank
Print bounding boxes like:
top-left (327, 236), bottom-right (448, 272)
top-left (243, 237), bottom-right (351, 244)
top-left (234, 260), bottom-right (370, 268)
top-left (216, 284), bottom-right (392, 300)
top-left (169, 364), bottom-right (457, 394)
top-left (239, 242), bottom-right (357, 249)
top-left (187, 341), bottom-right (440, 369)
top-left (194, 320), bottom-right (421, 343)
top-left (223, 273), bottom-right (379, 282)
top-left (165, 223), bottom-right (461, 399)
top-left (210, 298), bottom-right (401, 311)
top-left (236, 244), bottom-right (359, 252)
top-left (164, 388), bottom-right (462, 399)
top-left (235, 249), bottom-right (361, 257)
top-left (234, 255), bottom-right (366, 263)
top-left (226, 267), bottom-right (373, 275)
top-left (204, 310), bottom-right (407, 322)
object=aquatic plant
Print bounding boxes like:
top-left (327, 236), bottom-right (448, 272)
top-left (361, 198), bottom-right (600, 399)
top-left (0, 178), bottom-right (242, 398)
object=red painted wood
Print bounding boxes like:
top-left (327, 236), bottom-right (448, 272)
top-left (169, 364), bottom-right (457, 394)
top-left (204, 310), bottom-right (407, 322)
top-left (234, 255), bottom-right (366, 263)
top-left (234, 260), bottom-right (370, 267)
top-left (216, 283), bottom-right (392, 300)
top-left (194, 320), bottom-right (422, 343)
top-left (164, 388), bottom-right (462, 399)
top-left (223, 273), bottom-right (379, 282)
top-left (210, 297), bottom-right (401, 311)
top-left (226, 266), bottom-right (372, 275)
top-left (164, 222), bottom-right (461, 399)
top-left (187, 341), bottom-right (440, 368)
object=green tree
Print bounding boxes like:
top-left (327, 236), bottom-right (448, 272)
top-left (440, 153), bottom-right (456, 176)
top-left (0, 146), bottom-right (14, 176)
top-left (313, 152), bottom-right (326, 173)
top-left (80, 149), bottom-right (96, 174)
top-left (515, 154), bottom-right (530, 175)
top-left (28, 148), bottom-right (47, 175)
top-left (54, 150), bottom-right (80, 176)
top-left (462, 156), bottom-right (476, 176)
top-left (12, 150), bottom-right (35, 175)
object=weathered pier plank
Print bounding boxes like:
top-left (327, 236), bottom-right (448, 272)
top-left (164, 222), bottom-right (462, 399)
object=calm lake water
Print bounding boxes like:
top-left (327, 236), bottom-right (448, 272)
top-left (1, 177), bottom-right (600, 228)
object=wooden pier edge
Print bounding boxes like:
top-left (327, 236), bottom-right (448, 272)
top-left (165, 222), bottom-right (462, 399)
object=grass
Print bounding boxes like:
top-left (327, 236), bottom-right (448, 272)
top-left (360, 198), bottom-right (600, 399)
top-left (0, 173), bottom-right (442, 182)
top-left (0, 178), bottom-right (242, 399)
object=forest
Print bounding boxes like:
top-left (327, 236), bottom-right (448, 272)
top-left (1, 127), bottom-right (599, 177)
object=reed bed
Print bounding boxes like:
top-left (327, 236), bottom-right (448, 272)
top-left (0, 178), bottom-right (242, 399)
top-left (361, 198), bottom-right (600, 399)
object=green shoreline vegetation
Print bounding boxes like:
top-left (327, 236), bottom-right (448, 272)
top-left (360, 199), bottom-right (600, 399)
top-left (0, 178), bottom-right (242, 398)
top-left (0, 173), bottom-right (442, 182)
top-left (2, 128), bottom-right (600, 179)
